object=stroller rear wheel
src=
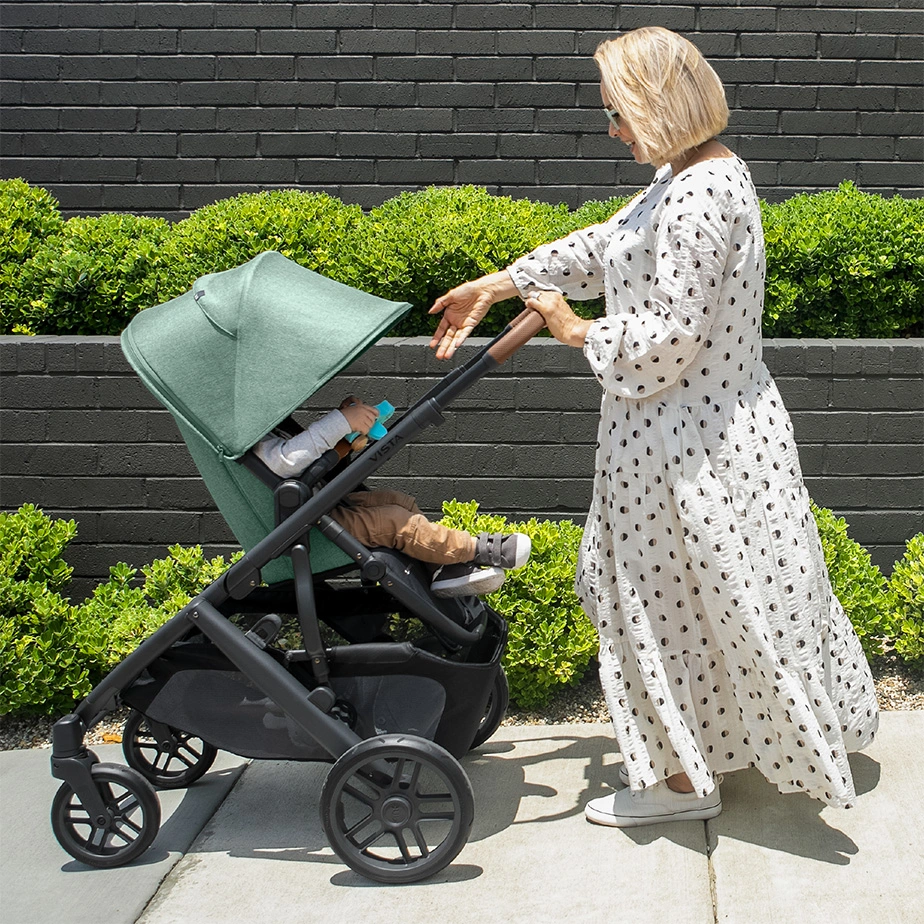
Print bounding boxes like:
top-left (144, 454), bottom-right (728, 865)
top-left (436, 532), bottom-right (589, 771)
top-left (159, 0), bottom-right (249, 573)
top-left (469, 667), bottom-right (510, 750)
top-left (122, 710), bottom-right (218, 789)
top-left (320, 734), bottom-right (474, 884)
top-left (51, 763), bottom-right (161, 868)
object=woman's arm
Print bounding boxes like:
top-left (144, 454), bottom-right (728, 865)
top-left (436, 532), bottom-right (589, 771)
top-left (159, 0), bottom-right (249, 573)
top-left (428, 270), bottom-right (518, 359)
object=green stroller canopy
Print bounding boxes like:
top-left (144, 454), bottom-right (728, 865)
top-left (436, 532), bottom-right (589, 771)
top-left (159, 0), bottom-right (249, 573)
top-left (122, 252), bottom-right (412, 583)
top-left (122, 251), bottom-right (412, 460)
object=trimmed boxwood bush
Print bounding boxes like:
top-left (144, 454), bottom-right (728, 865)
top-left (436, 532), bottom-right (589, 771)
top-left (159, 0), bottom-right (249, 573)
top-left (3, 212), bottom-right (170, 335)
top-left (155, 189), bottom-right (366, 302)
top-left (438, 499), bottom-right (598, 709)
top-left (762, 182), bottom-right (924, 338)
top-left (0, 179), bottom-right (63, 269)
top-left (0, 180), bottom-right (64, 333)
top-left (889, 534), bottom-right (924, 663)
top-left (0, 505), bottom-right (102, 715)
top-left (810, 502), bottom-right (893, 659)
top-left (355, 185), bottom-right (579, 337)
top-left (0, 503), bottom-right (920, 716)
top-left (0, 505), bottom-right (237, 716)
top-left (2, 177), bottom-right (922, 338)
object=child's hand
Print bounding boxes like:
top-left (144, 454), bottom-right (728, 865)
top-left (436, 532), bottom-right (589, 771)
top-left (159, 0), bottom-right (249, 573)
top-left (340, 398), bottom-right (378, 435)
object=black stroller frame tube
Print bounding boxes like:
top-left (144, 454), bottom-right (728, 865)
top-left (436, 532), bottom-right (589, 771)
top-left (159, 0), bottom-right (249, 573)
top-left (58, 606), bottom-right (199, 738)
top-left (51, 603), bottom-right (208, 804)
top-left (188, 598), bottom-right (362, 758)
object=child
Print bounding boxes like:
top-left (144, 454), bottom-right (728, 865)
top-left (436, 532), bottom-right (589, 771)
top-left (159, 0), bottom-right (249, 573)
top-left (253, 396), bottom-right (531, 597)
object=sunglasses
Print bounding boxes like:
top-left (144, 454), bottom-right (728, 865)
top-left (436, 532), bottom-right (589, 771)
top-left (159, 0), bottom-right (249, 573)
top-left (603, 107), bottom-right (621, 130)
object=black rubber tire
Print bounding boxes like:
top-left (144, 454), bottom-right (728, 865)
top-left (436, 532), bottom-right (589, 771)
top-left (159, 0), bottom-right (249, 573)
top-left (320, 734), bottom-right (474, 884)
top-left (469, 667), bottom-right (510, 750)
top-left (122, 710), bottom-right (217, 790)
top-left (51, 762), bottom-right (161, 869)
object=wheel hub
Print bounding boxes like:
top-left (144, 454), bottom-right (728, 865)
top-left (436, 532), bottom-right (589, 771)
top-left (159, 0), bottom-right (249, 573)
top-left (381, 795), bottom-right (413, 828)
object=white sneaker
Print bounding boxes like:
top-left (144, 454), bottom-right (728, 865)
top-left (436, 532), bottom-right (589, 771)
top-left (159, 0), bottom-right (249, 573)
top-left (585, 782), bottom-right (722, 828)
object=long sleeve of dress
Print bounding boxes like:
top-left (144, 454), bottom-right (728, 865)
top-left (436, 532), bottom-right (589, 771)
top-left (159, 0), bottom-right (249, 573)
top-left (582, 185), bottom-right (731, 399)
top-left (252, 409), bottom-right (350, 478)
top-left (507, 219), bottom-right (617, 301)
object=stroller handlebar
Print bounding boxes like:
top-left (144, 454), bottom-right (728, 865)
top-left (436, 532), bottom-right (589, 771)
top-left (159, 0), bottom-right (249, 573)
top-left (487, 308), bottom-right (547, 365)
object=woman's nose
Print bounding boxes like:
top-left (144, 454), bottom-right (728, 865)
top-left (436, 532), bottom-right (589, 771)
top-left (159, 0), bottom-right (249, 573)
top-left (609, 123), bottom-right (618, 138)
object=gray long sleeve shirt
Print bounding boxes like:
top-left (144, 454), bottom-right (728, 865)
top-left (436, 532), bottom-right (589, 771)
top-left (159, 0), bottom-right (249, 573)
top-left (252, 409), bottom-right (351, 478)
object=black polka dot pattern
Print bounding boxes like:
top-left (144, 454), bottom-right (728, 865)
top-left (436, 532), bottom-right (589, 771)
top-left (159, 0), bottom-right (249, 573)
top-left (508, 157), bottom-right (879, 809)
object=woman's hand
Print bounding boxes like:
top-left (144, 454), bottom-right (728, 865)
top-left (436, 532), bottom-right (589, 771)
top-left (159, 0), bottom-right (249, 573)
top-left (339, 397), bottom-right (378, 434)
top-left (524, 291), bottom-right (593, 348)
top-left (429, 270), bottom-right (518, 360)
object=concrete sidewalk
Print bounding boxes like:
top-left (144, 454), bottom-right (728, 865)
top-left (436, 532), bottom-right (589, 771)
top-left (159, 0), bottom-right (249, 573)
top-left (3, 714), bottom-right (922, 924)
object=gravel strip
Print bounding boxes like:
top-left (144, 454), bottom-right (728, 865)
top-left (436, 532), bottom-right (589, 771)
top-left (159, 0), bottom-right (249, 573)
top-left (3, 654), bottom-right (920, 752)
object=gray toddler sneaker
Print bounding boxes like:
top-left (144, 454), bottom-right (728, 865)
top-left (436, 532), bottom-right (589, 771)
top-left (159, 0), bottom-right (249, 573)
top-left (473, 533), bottom-right (531, 570)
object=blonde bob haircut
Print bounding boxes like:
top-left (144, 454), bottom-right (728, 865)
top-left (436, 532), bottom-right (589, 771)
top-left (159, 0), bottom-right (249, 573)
top-left (594, 27), bottom-right (729, 168)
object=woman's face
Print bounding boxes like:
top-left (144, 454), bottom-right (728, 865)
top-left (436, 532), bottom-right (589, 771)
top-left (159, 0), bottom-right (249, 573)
top-left (601, 83), bottom-right (647, 164)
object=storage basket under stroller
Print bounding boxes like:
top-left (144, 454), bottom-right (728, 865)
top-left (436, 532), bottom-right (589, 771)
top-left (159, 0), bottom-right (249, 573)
top-left (48, 253), bottom-right (543, 883)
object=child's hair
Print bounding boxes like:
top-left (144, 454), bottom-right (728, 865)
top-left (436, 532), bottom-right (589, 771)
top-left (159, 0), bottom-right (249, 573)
top-left (594, 27), bottom-right (729, 168)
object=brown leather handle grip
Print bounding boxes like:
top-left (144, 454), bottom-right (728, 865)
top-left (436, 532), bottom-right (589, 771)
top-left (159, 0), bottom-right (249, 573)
top-left (487, 309), bottom-right (547, 364)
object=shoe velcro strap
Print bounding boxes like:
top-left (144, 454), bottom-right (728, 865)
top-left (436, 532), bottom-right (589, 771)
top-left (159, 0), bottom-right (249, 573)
top-left (482, 533), bottom-right (504, 567)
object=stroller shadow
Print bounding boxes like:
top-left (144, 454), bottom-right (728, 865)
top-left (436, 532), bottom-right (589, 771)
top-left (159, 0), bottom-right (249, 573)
top-left (196, 730), bottom-right (626, 884)
top-left (190, 733), bottom-right (880, 882)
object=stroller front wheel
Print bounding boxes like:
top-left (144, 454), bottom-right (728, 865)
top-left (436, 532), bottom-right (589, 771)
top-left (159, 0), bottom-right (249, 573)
top-left (51, 763), bottom-right (161, 868)
top-left (320, 734), bottom-right (474, 884)
top-left (122, 710), bottom-right (218, 789)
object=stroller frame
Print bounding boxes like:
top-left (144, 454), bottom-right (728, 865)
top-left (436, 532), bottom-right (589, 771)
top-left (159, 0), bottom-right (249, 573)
top-left (49, 306), bottom-right (544, 883)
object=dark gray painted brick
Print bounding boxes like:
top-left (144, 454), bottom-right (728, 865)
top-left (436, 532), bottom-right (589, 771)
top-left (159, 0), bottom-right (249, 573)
top-left (1, 475), bottom-right (149, 508)
top-left (417, 31), bottom-right (496, 56)
top-left (0, 410), bottom-right (46, 442)
top-left (139, 4), bottom-right (214, 29)
top-left (217, 4), bottom-right (293, 28)
top-left (890, 344), bottom-right (924, 376)
top-left (825, 444), bottom-right (923, 476)
top-left (145, 477), bottom-right (216, 510)
top-left (1, 4), bottom-right (58, 28)
top-left (456, 4), bottom-right (533, 29)
top-left (99, 511), bottom-right (202, 544)
top-left (375, 4), bottom-right (452, 29)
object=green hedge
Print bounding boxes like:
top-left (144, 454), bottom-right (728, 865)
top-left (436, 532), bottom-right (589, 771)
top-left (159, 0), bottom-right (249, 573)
top-left (2, 178), bottom-right (921, 338)
top-left (1, 503), bottom-right (921, 718)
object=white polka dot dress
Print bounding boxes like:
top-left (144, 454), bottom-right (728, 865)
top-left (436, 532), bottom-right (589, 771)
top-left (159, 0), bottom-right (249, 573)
top-left (508, 156), bottom-right (878, 808)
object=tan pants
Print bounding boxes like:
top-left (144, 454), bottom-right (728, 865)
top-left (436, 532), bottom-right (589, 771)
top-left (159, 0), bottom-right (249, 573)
top-left (330, 491), bottom-right (476, 565)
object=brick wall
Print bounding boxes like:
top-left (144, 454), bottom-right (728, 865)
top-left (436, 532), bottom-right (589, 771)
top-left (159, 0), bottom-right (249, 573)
top-left (1, 336), bottom-right (921, 598)
top-left (1, 2), bottom-right (921, 218)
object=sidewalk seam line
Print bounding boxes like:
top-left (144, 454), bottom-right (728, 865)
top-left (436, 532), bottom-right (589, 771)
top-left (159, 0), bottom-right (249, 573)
top-left (706, 819), bottom-right (719, 924)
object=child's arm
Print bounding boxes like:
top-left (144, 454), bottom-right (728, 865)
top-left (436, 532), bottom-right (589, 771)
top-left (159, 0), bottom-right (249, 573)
top-left (253, 398), bottom-right (378, 478)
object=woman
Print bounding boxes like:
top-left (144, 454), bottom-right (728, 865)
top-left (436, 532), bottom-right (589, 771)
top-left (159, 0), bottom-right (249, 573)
top-left (429, 27), bottom-right (878, 827)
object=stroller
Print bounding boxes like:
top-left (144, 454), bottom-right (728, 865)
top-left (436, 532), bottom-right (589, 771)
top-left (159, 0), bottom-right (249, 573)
top-left (48, 252), bottom-right (545, 883)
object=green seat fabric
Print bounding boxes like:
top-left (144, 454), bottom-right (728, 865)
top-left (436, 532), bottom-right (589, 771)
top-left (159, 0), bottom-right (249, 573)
top-left (121, 252), bottom-right (412, 579)
top-left (176, 419), bottom-right (346, 582)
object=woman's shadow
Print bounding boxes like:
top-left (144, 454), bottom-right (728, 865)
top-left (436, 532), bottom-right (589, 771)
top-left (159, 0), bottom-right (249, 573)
top-left (464, 732), bottom-right (880, 867)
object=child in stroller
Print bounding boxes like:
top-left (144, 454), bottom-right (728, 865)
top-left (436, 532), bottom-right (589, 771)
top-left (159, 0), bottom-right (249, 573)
top-left (254, 393), bottom-right (531, 597)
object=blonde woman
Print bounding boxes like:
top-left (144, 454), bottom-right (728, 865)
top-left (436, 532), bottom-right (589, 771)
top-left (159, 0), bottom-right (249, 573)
top-left (430, 27), bottom-right (878, 827)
